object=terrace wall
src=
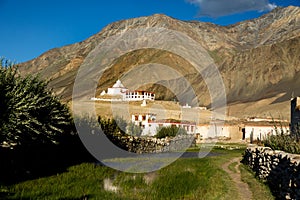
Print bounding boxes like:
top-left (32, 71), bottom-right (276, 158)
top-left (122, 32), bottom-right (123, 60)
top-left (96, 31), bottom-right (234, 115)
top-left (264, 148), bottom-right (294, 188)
top-left (107, 133), bottom-right (195, 154)
top-left (242, 146), bottom-right (300, 199)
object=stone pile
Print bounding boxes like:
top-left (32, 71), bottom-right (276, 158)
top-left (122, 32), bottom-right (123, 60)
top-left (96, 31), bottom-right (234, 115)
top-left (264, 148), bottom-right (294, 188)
top-left (243, 146), bottom-right (300, 199)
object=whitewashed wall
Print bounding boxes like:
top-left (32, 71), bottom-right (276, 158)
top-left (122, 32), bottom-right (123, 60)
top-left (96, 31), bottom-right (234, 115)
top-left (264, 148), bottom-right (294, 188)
top-left (244, 126), bottom-right (276, 140)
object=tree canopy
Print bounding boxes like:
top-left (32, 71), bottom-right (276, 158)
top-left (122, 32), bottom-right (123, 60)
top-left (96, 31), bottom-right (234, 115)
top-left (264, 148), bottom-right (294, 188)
top-left (0, 59), bottom-right (72, 147)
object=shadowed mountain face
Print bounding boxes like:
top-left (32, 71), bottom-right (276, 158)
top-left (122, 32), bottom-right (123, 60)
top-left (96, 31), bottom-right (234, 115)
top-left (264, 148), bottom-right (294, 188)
top-left (18, 6), bottom-right (300, 119)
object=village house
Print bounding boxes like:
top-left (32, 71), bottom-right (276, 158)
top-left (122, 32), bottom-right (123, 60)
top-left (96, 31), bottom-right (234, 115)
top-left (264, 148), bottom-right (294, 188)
top-left (195, 117), bottom-right (289, 142)
top-left (242, 121), bottom-right (286, 141)
top-left (130, 113), bottom-right (288, 142)
top-left (195, 122), bottom-right (241, 141)
top-left (131, 113), bottom-right (196, 136)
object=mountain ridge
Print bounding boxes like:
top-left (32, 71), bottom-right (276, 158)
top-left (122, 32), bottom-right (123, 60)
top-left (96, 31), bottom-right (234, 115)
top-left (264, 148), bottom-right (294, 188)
top-left (18, 6), bottom-right (300, 119)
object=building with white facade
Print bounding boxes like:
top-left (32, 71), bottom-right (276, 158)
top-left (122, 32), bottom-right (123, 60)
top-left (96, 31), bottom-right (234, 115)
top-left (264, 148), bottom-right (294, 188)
top-left (91, 80), bottom-right (155, 101)
top-left (129, 113), bottom-right (289, 142)
top-left (125, 90), bottom-right (155, 101)
top-left (194, 118), bottom-right (289, 142)
top-left (131, 113), bottom-right (196, 136)
top-left (242, 121), bottom-right (289, 141)
top-left (107, 79), bottom-right (128, 95)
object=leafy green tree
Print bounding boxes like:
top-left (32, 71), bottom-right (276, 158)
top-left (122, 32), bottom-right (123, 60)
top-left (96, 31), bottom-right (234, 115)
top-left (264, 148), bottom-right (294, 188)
top-left (0, 59), bottom-right (72, 146)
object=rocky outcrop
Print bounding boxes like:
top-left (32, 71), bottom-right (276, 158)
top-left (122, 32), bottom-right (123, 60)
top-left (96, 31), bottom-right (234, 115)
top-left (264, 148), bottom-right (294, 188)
top-left (242, 146), bottom-right (300, 199)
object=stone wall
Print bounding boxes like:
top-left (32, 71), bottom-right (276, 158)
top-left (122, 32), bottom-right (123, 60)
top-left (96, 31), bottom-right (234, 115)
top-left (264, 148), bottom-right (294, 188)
top-left (107, 133), bottom-right (195, 154)
top-left (242, 146), bottom-right (300, 199)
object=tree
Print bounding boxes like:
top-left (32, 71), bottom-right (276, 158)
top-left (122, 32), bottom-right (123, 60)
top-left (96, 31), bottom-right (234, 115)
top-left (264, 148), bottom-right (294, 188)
top-left (126, 121), bottom-right (142, 137)
top-left (155, 126), bottom-right (187, 139)
top-left (0, 59), bottom-right (72, 147)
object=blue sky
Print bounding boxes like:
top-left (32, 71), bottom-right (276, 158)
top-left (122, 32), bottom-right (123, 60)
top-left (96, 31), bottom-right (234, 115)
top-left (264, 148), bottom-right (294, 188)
top-left (0, 0), bottom-right (299, 63)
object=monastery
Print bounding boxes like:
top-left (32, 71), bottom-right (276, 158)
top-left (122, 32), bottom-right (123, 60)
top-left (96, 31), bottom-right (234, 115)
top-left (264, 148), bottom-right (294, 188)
top-left (91, 80), bottom-right (155, 102)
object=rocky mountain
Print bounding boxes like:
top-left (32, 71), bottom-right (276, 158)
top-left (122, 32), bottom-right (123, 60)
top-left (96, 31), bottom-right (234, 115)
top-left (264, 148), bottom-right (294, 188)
top-left (18, 6), bottom-right (300, 119)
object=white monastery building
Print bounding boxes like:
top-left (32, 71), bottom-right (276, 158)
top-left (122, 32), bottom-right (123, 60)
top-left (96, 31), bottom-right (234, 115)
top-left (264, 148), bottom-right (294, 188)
top-left (91, 80), bottom-right (155, 101)
top-left (107, 79), bottom-right (127, 95)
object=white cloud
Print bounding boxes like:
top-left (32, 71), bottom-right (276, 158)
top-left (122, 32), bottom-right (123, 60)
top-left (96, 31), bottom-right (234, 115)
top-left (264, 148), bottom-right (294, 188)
top-left (187, 0), bottom-right (278, 17)
top-left (265, 3), bottom-right (278, 11)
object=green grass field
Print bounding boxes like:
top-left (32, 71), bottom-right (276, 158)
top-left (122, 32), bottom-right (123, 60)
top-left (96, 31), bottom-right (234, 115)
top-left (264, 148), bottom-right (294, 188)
top-left (239, 165), bottom-right (274, 200)
top-left (0, 144), bottom-right (274, 200)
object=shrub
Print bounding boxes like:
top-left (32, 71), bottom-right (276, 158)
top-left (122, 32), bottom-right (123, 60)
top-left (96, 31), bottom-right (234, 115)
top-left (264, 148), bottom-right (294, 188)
top-left (263, 123), bottom-right (300, 154)
top-left (126, 121), bottom-right (142, 137)
top-left (0, 59), bottom-right (72, 147)
top-left (97, 116), bottom-right (126, 135)
top-left (97, 116), bottom-right (131, 151)
top-left (0, 59), bottom-right (93, 184)
top-left (155, 126), bottom-right (187, 139)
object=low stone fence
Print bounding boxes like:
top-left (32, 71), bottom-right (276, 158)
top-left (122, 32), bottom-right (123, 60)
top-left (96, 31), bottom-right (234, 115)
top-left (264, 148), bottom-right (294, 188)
top-left (242, 146), bottom-right (300, 199)
top-left (107, 133), bottom-right (195, 154)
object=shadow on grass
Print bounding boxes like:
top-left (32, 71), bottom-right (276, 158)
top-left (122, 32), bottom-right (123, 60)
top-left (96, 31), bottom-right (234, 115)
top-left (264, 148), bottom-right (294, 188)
top-left (0, 134), bottom-right (96, 186)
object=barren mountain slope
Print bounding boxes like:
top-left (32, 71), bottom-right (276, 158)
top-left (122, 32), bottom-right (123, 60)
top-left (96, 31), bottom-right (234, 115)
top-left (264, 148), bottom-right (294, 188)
top-left (18, 6), bottom-right (300, 119)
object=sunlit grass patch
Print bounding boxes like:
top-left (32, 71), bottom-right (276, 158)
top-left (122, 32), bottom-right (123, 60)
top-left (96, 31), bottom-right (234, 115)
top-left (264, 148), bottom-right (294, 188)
top-left (240, 164), bottom-right (275, 200)
top-left (228, 161), bottom-right (238, 173)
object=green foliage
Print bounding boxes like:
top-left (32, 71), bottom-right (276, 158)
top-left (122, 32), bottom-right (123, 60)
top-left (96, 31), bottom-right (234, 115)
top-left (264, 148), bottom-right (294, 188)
top-left (97, 116), bottom-right (126, 135)
top-left (228, 161), bottom-right (238, 173)
top-left (240, 165), bottom-right (275, 200)
top-left (263, 134), bottom-right (300, 154)
top-left (5, 163), bottom-right (119, 200)
top-left (113, 173), bottom-right (146, 194)
top-left (3, 150), bottom-right (241, 200)
top-left (98, 116), bottom-right (142, 137)
top-left (97, 116), bottom-right (131, 151)
top-left (126, 121), bottom-right (142, 137)
top-left (263, 123), bottom-right (300, 154)
top-left (0, 115), bottom-right (95, 185)
top-left (0, 59), bottom-right (72, 146)
top-left (150, 169), bottom-right (199, 199)
top-left (115, 116), bottom-right (127, 133)
top-left (155, 126), bottom-right (187, 138)
top-left (4, 146), bottom-right (273, 200)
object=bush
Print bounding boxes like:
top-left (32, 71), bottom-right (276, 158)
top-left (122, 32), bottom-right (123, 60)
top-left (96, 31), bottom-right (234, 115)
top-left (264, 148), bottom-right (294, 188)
top-left (97, 116), bottom-right (126, 135)
top-left (155, 126), bottom-right (187, 139)
top-left (126, 121), bottom-right (142, 137)
top-left (0, 59), bottom-right (72, 147)
top-left (0, 59), bottom-right (95, 184)
top-left (263, 123), bottom-right (300, 154)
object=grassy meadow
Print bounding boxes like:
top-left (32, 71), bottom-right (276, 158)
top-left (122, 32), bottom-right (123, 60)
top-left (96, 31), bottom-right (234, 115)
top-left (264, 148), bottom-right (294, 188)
top-left (0, 144), bottom-right (275, 200)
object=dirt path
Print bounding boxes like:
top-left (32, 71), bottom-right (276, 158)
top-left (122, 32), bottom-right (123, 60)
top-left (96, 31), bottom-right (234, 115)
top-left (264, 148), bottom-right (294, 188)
top-left (222, 157), bottom-right (253, 200)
